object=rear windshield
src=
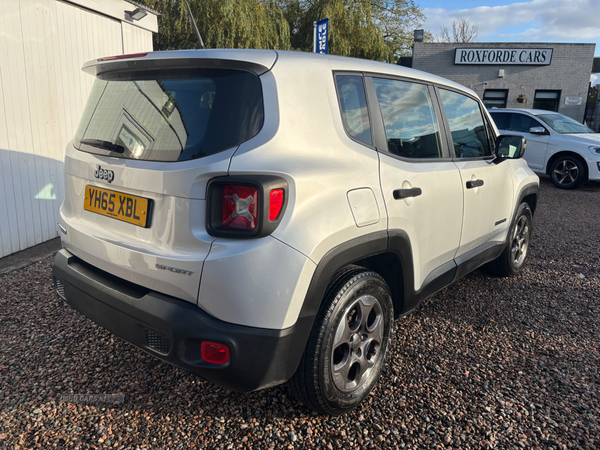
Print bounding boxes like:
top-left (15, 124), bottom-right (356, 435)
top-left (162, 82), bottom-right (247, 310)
top-left (74, 69), bottom-right (264, 162)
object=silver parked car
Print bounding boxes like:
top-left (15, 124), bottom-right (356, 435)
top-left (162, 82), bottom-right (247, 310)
top-left (490, 108), bottom-right (600, 189)
top-left (53, 49), bottom-right (538, 414)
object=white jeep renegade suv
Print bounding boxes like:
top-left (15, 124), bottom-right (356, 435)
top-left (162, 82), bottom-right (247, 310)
top-left (53, 49), bottom-right (539, 414)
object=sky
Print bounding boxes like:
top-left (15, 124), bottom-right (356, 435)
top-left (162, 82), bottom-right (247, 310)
top-left (420, 0), bottom-right (600, 52)
top-left (418, 0), bottom-right (600, 83)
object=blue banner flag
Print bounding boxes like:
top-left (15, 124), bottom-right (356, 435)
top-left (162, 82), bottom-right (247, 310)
top-left (316, 18), bottom-right (329, 54)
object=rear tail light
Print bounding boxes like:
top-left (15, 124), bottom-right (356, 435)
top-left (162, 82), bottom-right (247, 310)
top-left (201, 342), bottom-right (230, 364)
top-left (222, 185), bottom-right (258, 230)
top-left (207, 176), bottom-right (288, 238)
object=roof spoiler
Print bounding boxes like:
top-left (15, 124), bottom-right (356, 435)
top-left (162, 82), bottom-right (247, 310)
top-left (82, 53), bottom-right (274, 78)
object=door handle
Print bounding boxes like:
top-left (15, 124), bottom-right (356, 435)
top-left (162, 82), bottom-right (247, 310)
top-left (466, 179), bottom-right (484, 189)
top-left (393, 187), bottom-right (422, 199)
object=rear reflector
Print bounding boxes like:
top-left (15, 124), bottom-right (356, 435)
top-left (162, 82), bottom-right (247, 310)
top-left (221, 185), bottom-right (258, 230)
top-left (201, 342), bottom-right (230, 364)
top-left (98, 53), bottom-right (148, 62)
top-left (269, 189), bottom-right (284, 221)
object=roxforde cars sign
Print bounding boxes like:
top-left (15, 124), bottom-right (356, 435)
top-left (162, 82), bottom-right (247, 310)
top-left (454, 48), bottom-right (553, 65)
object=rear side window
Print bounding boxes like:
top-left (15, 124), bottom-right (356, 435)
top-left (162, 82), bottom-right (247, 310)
top-left (439, 89), bottom-right (492, 158)
top-left (372, 78), bottom-right (443, 159)
top-left (335, 75), bottom-right (372, 145)
top-left (75, 69), bottom-right (264, 162)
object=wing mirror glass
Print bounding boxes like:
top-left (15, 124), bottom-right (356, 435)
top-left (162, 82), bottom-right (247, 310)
top-left (529, 126), bottom-right (547, 135)
top-left (496, 135), bottom-right (526, 160)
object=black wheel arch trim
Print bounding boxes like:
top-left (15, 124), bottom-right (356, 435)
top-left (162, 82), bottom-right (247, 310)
top-left (516, 182), bottom-right (539, 216)
top-left (298, 231), bottom-right (389, 318)
top-left (298, 230), bottom-right (457, 320)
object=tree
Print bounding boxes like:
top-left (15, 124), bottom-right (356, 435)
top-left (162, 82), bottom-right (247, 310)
top-left (372, 0), bottom-right (429, 59)
top-left (438, 13), bottom-right (478, 43)
top-left (281, 0), bottom-right (427, 62)
top-left (140, 0), bottom-right (428, 62)
top-left (139, 0), bottom-right (292, 51)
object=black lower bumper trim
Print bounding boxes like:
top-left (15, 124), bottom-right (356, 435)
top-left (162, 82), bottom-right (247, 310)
top-left (52, 249), bottom-right (314, 392)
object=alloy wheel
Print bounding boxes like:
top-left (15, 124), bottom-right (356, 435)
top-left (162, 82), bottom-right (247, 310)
top-left (553, 160), bottom-right (579, 186)
top-left (331, 294), bottom-right (384, 392)
top-left (510, 214), bottom-right (530, 268)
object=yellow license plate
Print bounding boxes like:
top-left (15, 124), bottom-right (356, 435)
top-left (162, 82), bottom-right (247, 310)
top-left (84, 186), bottom-right (151, 228)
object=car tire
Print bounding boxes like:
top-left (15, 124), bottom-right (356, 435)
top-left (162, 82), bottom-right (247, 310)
top-left (486, 202), bottom-right (532, 277)
top-left (549, 155), bottom-right (587, 189)
top-left (289, 268), bottom-right (393, 415)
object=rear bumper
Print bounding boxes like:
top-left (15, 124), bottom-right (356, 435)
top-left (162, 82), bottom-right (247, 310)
top-left (52, 249), bottom-right (314, 392)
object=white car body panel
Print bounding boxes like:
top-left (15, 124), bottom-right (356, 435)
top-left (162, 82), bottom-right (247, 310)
top-left (199, 237), bottom-right (316, 329)
top-left (230, 53), bottom-right (387, 266)
top-left (514, 130), bottom-right (550, 170)
top-left (59, 142), bottom-right (233, 304)
top-left (378, 155), bottom-right (463, 291)
top-left (454, 159), bottom-right (514, 257)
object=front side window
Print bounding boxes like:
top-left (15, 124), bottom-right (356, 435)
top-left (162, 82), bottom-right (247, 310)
top-left (508, 113), bottom-right (545, 133)
top-left (335, 75), bottom-right (372, 145)
top-left (439, 89), bottom-right (492, 158)
top-left (372, 78), bottom-right (442, 159)
top-left (75, 69), bottom-right (264, 162)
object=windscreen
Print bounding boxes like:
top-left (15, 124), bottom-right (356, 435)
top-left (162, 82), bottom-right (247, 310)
top-left (74, 69), bottom-right (264, 162)
top-left (537, 114), bottom-right (593, 134)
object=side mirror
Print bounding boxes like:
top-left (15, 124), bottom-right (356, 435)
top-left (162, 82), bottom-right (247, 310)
top-left (496, 135), bottom-right (526, 160)
top-left (529, 126), bottom-right (547, 135)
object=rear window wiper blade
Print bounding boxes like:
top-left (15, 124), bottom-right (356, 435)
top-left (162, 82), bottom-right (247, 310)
top-left (80, 139), bottom-right (125, 153)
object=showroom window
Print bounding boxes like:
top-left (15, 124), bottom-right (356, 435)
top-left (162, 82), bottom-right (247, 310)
top-left (533, 90), bottom-right (561, 112)
top-left (483, 89), bottom-right (508, 109)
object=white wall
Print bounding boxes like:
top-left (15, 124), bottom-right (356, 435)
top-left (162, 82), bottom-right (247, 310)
top-left (0, 0), bottom-right (154, 258)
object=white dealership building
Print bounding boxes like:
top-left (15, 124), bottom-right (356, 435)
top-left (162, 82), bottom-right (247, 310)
top-left (0, 0), bottom-right (157, 258)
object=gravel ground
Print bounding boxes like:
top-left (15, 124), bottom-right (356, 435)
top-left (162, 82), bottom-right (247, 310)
top-left (0, 177), bottom-right (599, 449)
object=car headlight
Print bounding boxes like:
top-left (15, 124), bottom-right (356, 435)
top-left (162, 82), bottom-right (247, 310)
top-left (589, 146), bottom-right (600, 155)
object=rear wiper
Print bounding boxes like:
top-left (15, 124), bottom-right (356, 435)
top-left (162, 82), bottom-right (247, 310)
top-left (80, 139), bottom-right (125, 154)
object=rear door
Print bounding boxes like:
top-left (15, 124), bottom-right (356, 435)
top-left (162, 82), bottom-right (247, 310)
top-left (367, 76), bottom-right (463, 292)
top-left (61, 64), bottom-right (266, 304)
top-left (437, 88), bottom-right (513, 259)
